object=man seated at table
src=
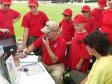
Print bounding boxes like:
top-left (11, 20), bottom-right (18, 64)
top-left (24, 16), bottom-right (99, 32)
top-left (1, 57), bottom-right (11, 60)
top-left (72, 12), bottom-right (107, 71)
top-left (20, 21), bottom-right (66, 84)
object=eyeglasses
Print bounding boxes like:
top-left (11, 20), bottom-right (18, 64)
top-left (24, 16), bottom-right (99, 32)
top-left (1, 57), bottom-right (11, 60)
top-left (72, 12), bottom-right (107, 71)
top-left (63, 14), bottom-right (71, 17)
top-left (29, 6), bottom-right (37, 8)
top-left (4, 4), bottom-right (11, 8)
top-left (46, 25), bottom-right (52, 30)
top-left (81, 11), bottom-right (89, 13)
top-left (107, 0), bottom-right (112, 1)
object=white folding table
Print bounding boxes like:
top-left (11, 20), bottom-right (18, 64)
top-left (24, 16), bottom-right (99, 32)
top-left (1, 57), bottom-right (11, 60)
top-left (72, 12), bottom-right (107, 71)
top-left (17, 56), bottom-right (55, 84)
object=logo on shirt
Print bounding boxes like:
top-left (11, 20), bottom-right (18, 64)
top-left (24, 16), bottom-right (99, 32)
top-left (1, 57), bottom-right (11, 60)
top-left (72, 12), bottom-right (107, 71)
top-left (54, 43), bottom-right (58, 48)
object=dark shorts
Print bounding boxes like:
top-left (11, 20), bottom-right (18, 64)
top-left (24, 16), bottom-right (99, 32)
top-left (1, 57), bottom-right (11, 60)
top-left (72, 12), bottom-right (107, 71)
top-left (26, 36), bottom-right (42, 56)
top-left (0, 35), bottom-right (17, 57)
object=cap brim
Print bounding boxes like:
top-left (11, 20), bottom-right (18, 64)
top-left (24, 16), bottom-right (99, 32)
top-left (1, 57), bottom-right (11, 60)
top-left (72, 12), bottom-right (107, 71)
top-left (3, 2), bottom-right (12, 4)
top-left (73, 20), bottom-right (87, 24)
top-left (41, 26), bottom-right (51, 34)
top-left (28, 3), bottom-right (37, 6)
top-left (82, 10), bottom-right (90, 12)
top-left (73, 20), bottom-right (80, 24)
top-left (63, 13), bottom-right (71, 16)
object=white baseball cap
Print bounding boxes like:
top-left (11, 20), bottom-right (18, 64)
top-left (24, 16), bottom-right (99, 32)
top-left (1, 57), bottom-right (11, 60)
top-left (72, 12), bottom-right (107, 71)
top-left (41, 21), bottom-right (59, 34)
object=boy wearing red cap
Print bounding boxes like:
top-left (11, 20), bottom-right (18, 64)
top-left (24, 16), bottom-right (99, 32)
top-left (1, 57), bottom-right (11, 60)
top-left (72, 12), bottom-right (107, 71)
top-left (59, 8), bottom-right (75, 57)
top-left (98, 0), bottom-right (107, 7)
top-left (59, 8), bottom-right (75, 44)
top-left (91, 0), bottom-right (106, 28)
top-left (21, 0), bottom-right (49, 55)
top-left (0, 0), bottom-right (21, 55)
top-left (81, 5), bottom-right (96, 33)
top-left (101, 0), bottom-right (112, 43)
top-left (67, 14), bottom-right (90, 73)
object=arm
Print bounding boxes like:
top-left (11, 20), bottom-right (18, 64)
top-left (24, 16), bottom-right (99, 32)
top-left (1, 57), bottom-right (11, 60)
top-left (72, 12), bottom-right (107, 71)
top-left (76, 58), bottom-right (84, 70)
top-left (25, 44), bottom-right (35, 54)
top-left (0, 29), bottom-right (3, 32)
top-left (58, 21), bottom-right (62, 34)
top-left (21, 28), bottom-right (29, 49)
top-left (12, 9), bottom-right (21, 24)
top-left (40, 11), bottom-right (49, 26)
top-left (0, 28), bottom-right (10, 33)
top-left (58, 26), bottom-right (62, 35)
top-left (0, 29), bottom-right (5, 32)
top-left (19, 43), bottom-right (35, 58)
top-left (20, 37), bottom-right (42, 58)
top-left (80, 77), bottom-right (87, 84)
top-left (42, 38), bottom-right (58, 63)
top-left (76, 42), bottom-right (90, 70)
top-left (13, 15), bottom-right (21, 24)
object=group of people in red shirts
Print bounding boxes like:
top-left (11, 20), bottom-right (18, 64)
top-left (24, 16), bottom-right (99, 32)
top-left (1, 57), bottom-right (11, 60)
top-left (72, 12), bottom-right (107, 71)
top-left (0, 0), bottom-right (112, 84)
top-left (0, 0), bottom-right (20, 55)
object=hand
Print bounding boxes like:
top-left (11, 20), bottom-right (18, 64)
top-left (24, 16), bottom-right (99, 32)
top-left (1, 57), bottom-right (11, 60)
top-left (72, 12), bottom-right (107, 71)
top-left (76, 64), bottom-right (81, 71)
top-left (42, 37), bottom-right (49, 47)
top-left (17, 45), bottom-right (24, 52)
top-left (13, 56), bottom-right (20, 67)
top-left (58, 30), bottom-right (62, 35)
top-left (80, 78), bottom-right (87, 84)
top-left (66, 41), bottom-right (71, 45)
top-left (19, 51), bottom-right (28, 59)
top-left (1, 29), bottom-right (10, 34)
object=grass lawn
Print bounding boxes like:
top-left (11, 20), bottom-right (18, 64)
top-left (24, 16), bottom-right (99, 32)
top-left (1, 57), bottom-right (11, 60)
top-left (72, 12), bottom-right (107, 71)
top-left (12, 2), bottom-right (95, 40)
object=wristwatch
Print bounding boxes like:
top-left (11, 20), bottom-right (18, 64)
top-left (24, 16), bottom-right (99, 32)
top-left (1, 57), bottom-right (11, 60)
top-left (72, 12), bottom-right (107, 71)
top-left (25, 51), bottom-right (30, 55)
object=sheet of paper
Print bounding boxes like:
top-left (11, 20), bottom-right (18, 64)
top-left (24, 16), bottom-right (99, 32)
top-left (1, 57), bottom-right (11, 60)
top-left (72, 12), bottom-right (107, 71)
top-left (6, 55), bottom-right (18, 84)
top-left (20, 55), bottom-right (38, 63)
top-left (21, 63), bottom-right (45, 76)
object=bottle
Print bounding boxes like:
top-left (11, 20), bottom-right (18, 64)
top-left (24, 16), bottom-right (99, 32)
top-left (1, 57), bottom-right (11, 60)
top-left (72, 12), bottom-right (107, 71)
top-left (17, 39), bottom-right (22, 50)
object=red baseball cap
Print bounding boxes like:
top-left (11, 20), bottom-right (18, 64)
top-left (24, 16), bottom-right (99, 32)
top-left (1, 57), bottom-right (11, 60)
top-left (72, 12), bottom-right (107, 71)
top-left (0, 0), bottom-right (3, 3)
top-left (73, 14), bottom-right (87, 24)
top-left (63, 8), bottom-right (72, 16)
top-left (28, 0), bottom-right (38, 6)
top-left (81, 5), bottom-right (91, 12)
top-left (2, 0), bottom-right (12, 4)
top-left (98, 0), bottom-right (106, 8)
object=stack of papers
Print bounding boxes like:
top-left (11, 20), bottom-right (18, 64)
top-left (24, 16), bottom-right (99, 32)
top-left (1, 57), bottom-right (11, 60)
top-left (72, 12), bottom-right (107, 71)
top-left (19, 56), bottom-right (45, 76)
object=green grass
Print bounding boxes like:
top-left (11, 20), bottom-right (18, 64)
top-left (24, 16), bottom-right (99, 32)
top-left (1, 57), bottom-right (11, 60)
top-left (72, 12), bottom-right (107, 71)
top-left (11, 2), bottom-right (87, 40)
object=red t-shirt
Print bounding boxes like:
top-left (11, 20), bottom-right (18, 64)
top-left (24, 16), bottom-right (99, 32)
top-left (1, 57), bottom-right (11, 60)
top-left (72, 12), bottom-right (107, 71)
top-left (59, 19), bottom-right (75, 42)
top-left (67, 32), bottom-right (90, 73)
top-left (33, 35), bottom-right (66, 65)
top-left (91, 8), bottom-right (104, 28)
top-left (0, 9), bottom-right (20, 35)
top-left (22, 11), bottom-right (49, 37)
top-left (85, 16), bottom-right (96, 33)
top-left (102, 8), bottom-right (112, 27)
top-left (101, 8), bottom-right (112, 43)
